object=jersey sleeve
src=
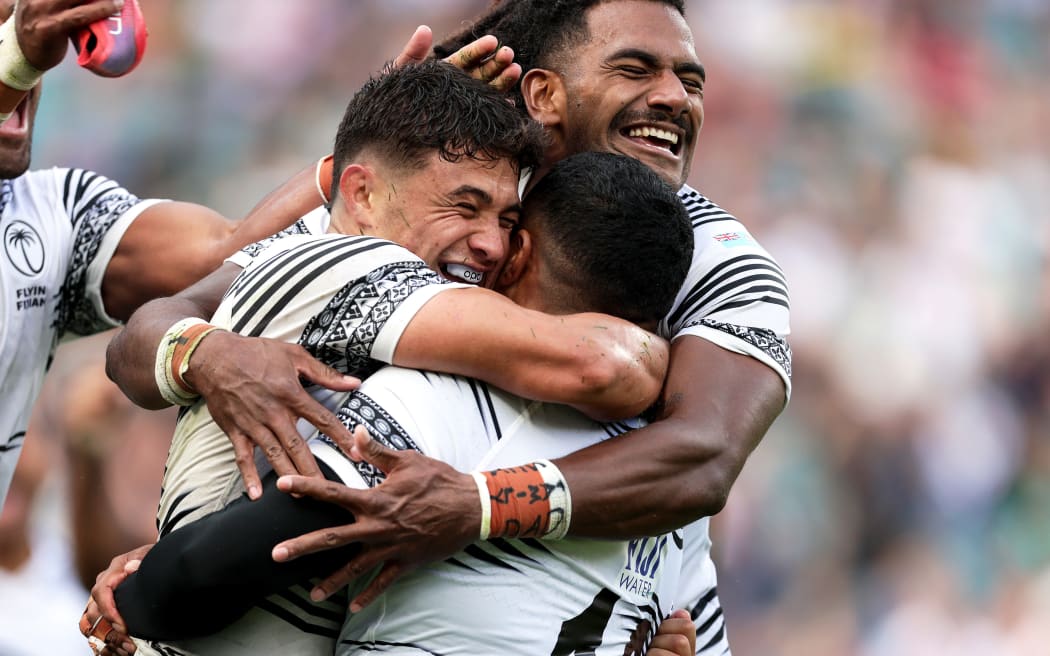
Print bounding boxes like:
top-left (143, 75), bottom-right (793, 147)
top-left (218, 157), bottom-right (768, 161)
top-left (216, 234), bottom-right (469, 378)
top-left (660, 187), bottom-right (793, 397)
top-left (310, 367), bottom-right (488, 489)
top-left (224, 205), bottom-right (328, 268)
top-left (37, 167), bottom-right (166, 336)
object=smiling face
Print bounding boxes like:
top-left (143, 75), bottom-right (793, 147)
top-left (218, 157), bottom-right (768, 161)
top-left (0, 0), bottom-right (40, 179)
top-left (365, 152), bottom-right (523, 288)
top-left (548, 1), bottom-right (704, 187)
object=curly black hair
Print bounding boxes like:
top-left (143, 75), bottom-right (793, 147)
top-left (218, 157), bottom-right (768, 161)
top-left (331, 58), bottom-right (546, 201)
top-left (434, 0), bottom-right (686, 112)
top-left (523, 150), bottom-right (692, 324)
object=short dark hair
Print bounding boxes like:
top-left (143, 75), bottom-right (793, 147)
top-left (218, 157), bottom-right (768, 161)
top-left (435, 0), bottom-right (686, 112)
top-left (523, 151), bottom-right (692, 325)
top-left (331, 59), bottom-right (545, 201)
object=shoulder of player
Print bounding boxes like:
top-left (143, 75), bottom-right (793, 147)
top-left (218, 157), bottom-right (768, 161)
top-left (19, 166), bottom-right (120, 197)
top-left (255, 231), bottom-right (420, 264)
top-left (679, 185), bottom-right (782, 266)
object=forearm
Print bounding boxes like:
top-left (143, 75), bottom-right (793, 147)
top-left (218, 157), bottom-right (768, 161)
top-left (106, 297), bottom-right (208, 408)
top-left (555, 416), bottom-right (735, 538)
top-left (106, 263), bottom-right (238, 408)
top-left (223, 161), bottom-right (323, 251)
top-left (394, 289), bottom-right (669, 420)
top-left (553, 339), bottom-right (786, 538)
top-left (101, 164), bottom-right (321, 321)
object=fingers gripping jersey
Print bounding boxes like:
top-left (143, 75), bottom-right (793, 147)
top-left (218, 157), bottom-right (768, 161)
top-left (156, 233), bottom-right (467, 538)
top-left (0, 168), bottom-right (161, 506)
top-left (142, 234), bottom-right (466, 656)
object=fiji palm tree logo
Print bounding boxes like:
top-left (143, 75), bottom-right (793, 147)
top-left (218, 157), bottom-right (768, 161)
top-left (4, 221), bottom-right (45, 276)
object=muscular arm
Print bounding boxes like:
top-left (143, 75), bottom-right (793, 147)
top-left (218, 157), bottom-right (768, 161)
top-left (272, 336), bottom-right (786, 609)
top-left (394, 287), bottom-right (667, 420)
top-left (101, 163), bottom-right (320, 321)
top-left (105, 263), bottom-right (237, 409)
top-left (555, 336), bottom-right (785, 536)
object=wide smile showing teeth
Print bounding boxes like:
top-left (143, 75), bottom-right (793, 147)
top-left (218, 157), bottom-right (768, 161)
top-left (443, 263), bottom-right (484, 285)
top-left (625, 126), bottom-right (680, 154)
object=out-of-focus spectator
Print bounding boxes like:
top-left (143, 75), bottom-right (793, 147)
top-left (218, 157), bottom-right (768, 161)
top-left (0, 405), bottom-right (88, 655)
top-left (0, 334), bottom-right (171, 655)
top-left (44, 337), bottom-right (173, 589)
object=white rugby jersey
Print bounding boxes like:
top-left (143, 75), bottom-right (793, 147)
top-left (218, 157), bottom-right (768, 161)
top-left (307, 365), bottom-right (683, 656)
top-left (664, 185), bottom-right (790, 392)
top-left (0, 168), bottom-right (161, 506)
top-left (142, 185), bottom-right (787, 655)
top-left (142, 232), bottom-right (466, 656)
top-left (157, 232), bottom-right (467, 535)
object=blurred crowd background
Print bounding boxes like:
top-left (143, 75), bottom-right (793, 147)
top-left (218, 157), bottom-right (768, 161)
top-left (3, 0), bottom-right (1047, 654)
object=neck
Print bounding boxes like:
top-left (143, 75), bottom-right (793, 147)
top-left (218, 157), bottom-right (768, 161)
top-left (326, 207), bottom-right (367, 236)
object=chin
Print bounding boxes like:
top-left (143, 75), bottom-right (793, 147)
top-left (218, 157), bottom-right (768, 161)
top-left (643, 159), bottom-right (685, 188)
top-left (0, 147), bottom-right (31, 179)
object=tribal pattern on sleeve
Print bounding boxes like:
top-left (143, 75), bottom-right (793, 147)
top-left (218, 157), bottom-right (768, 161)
top-left (298, 261), bottom-right (450, 377)
top-left (55, 169), bottom-right (139, 336)
top-left (321, 390), bottom-right (421, 488)
top-left (238, 217), bottom-right (311, 259)
top-left (688, 318), bottom-right (792, 379)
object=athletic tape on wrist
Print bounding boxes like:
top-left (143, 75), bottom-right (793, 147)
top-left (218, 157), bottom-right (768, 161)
top-left (478, 460), bottom-right (572, 540)
top-left (155, 318), bottom-right (219, 406)
top-left (471, 471), bottom-right (492, 540)
top-left (315, 154), bottom-right (333, 207)
top-left (0, 16), bottom-right (44, 91)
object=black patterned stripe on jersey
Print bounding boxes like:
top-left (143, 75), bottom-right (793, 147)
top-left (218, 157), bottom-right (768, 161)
top-left (667, 252), bottom-right (789, 330)
top-left (229, 237), bottom-right (391, 334)
top-left (678, 188), bottom-right (736, 229)
top-left (690, 586), bottom-right (731, 655)
top-left (330, 390), bottom-right (422, 488)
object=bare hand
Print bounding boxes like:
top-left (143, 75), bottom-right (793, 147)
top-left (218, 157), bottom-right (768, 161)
top-left (647, 609), bottom-right (696, 656)
top-left (80, 543), bottom-right (152, 654)
top-left (392, 25), bottom-right (521, 91)
top-left (14, 0), bottom-right (122, 71)
top-left (183, 330), bottom-right (359, 499)
top-left (271, 426), bottom-right (480, 611)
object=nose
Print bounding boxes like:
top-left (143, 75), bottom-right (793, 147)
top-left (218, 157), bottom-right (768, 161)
top-left (647, 70), bottom-right (689, 117)
top-left (468, 220), bottom-right (505, 265)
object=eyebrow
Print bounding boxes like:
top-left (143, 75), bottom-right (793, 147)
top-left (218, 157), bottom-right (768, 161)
top-left (610, 48), bottom-right (706, 82)
top-left (450, 185), bottom-right (522, 215)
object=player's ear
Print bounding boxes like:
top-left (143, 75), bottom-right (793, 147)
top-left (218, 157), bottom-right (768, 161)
top-left (497, 227), bottom-right (532, 287)
top-left (521, 68), bottom-right (566, 129)
top-left (337, 164), bottom-right (378, 229)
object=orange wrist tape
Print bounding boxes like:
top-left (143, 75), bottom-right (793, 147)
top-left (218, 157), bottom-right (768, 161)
top-left (480, 460), bottom-right (571, 540)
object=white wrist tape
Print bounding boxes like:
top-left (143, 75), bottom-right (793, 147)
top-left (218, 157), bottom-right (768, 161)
top-left (315, 154), bottom-right (332, 206)
top-left (535, 459), bottom-right (572, 540)
top-left (0, 15), bottom-right (43, 91)
top-left (471, 470), bottom-right (492, 540)
top-left (155, 317), bottom-right (210, 407)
